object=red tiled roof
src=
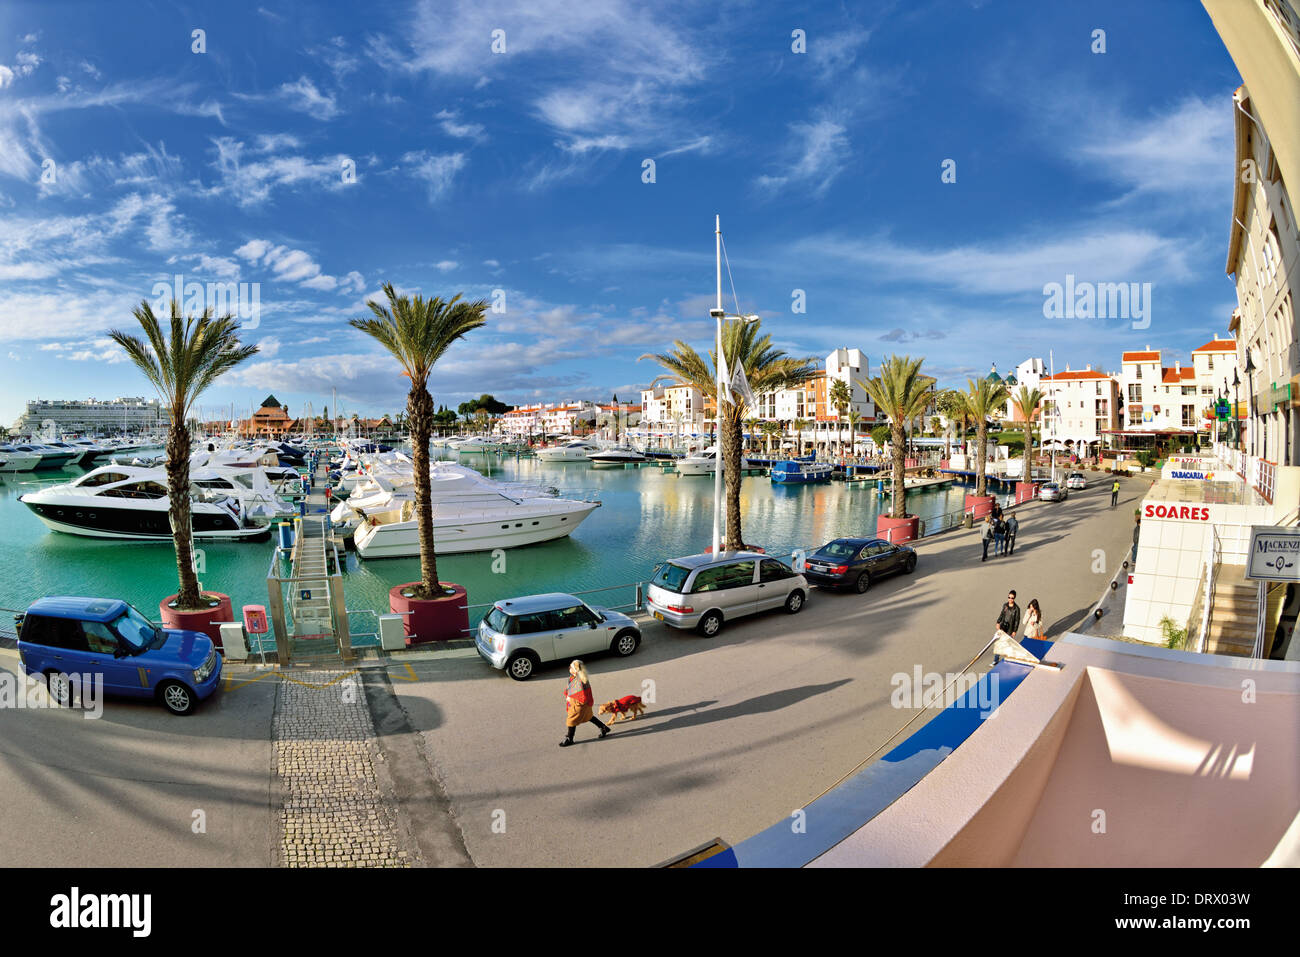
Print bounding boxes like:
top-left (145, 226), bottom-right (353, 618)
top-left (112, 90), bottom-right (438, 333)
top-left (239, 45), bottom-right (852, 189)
top-left (1042, 371), bottom-right (1112, 380)
top-left (1192, 339), bottom-right (1236, 353)
top-left (1160, 367), bottom-right (1196, 384)
top-left (1122, 351), bottom-right (1160, 362)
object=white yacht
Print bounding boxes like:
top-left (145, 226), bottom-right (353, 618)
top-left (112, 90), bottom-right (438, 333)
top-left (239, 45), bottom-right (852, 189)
top-left (0, 444), bottom-right (43, 472)
top-left (586, 445), bottom-right (646, 465)
top-left (19, 465), bottom-right (271, 540)
top-left (450, 435), bottom-right (499, 453)
top-left (537, 438), bottom-right (605, 462)
top-left (10, 443), bottom-right (78, 470)
top-left (676, 445), bottom-right (748, 476)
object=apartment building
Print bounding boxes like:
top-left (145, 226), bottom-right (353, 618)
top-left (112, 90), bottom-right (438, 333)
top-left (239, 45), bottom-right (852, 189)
top-left (12, 396), bottom-right (166, 435)
top-left (1038, 367), bottom-right (1119, 453)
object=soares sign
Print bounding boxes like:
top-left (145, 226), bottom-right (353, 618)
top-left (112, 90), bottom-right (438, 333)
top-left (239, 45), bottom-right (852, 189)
top-left (1144, 504), bottom-right (1212, 521)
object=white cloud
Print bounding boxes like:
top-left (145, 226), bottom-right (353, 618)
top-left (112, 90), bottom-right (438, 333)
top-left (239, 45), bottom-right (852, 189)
top-left (234, 240), bottom-right (363, 296)
top-left (0, 66), bottom-right (13, 89)
top-left (237, 76), bottom-right (340, 120)
top-left (402, 150), bottom-right (466, 202)
top-left (436, 109), bottom-right (486, 141)
top-left (208, 136), bottom-right (352, 206)
top-left (435, 260), bottom-right (457, 272)
top-left (755, 116), bottom-right (850, 196)
top-left (256, 336), bottom-right (282, 358)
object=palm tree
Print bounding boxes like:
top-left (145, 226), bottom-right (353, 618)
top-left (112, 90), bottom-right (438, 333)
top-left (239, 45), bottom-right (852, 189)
top-left (847, 409), bottom-right (863, 458)
top-left (642, 320), bottom-right (818, 548)
top-left (959, 376), bottom-right (1012, 497)
top-left (350, 283), bottom-right (488, 599)
top-left (1010, 385), bottom-right (1046, 475)
top-left (829, 378), bottom-right (851, 458)
top-left (935, 387), bottom-right (968, 461)
top-left (792, 418), bottom-right (809, 457)
top-left (858, 355), bottom-right (936, 520)
top-left (108, 300), bottom-right (258, 610)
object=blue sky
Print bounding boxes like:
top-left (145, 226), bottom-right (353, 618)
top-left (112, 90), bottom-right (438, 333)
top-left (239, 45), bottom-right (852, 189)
top-left (0, 0), bottom-right (1246, 426)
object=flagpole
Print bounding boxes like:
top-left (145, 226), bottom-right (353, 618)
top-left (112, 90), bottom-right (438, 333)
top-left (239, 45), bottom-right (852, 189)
top-left (712, 214), bottom-right (724, 554)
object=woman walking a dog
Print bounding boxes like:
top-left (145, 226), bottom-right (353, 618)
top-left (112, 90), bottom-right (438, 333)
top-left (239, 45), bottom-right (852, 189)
top-left (560, 660), bottom-right (610, 747)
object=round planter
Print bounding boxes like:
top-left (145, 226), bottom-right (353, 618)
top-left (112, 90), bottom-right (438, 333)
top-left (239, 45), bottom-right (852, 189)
top-left (389, 582), bottom-right (468, 645)
top-left (160, 592), bottom-right (233, 651)
top-left (1014, 482), bottom-right (1037, 505)
top-left (876, 513), bottom-right (920, 545)
top-left (964, 493), bottom-right (996, 519)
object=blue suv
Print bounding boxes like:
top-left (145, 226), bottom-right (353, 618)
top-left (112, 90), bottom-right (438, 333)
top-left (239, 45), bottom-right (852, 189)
top-left (16, 597), bottom-right (223, 715)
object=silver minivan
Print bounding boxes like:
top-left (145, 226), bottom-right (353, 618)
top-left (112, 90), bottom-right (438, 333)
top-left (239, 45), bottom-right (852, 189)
top-left (645, 551), bottom-right (807, 637)
top-left (476, 592), bottom-right (641, 680)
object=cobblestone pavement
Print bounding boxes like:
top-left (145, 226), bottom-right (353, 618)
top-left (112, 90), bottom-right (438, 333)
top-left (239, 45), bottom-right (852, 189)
top-left (272, 670), bottom-right (412, 867)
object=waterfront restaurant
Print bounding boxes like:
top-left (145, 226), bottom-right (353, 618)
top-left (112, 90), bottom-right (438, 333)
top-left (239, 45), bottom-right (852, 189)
top-left (239, 395), bottom-right (293, 437)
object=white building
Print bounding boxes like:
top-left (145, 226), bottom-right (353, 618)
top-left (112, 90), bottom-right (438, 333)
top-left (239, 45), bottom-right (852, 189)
top-left (1038, 367), bottom-right (1119, 454)
top-left (1005, 358), bottom-right (1046, 421)
top-left (12, 396), bottom-right (166, 436)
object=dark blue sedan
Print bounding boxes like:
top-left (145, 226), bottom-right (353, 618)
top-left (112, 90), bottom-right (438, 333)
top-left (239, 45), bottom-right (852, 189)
top-left (802, 538), bottom-right (917, 593)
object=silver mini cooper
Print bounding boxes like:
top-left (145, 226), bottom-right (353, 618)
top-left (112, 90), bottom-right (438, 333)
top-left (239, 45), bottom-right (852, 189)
top-left (476, 592), bottom-right (641, 680)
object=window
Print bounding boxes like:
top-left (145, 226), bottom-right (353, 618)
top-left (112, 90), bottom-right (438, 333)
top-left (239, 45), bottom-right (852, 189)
top-left (76, 471), bottom-right (131, 488)
top-left (652, 563), bottom-right (690, 591)
top-left (1182, 386), bottom-right (1196, 396)
top-left (1134, 365), bottom-right (1142, 379)
top-left (760, 559), bottom-right (794, 582)
top-left (512, 612), bottom-right (552, 635)
top-left (83, 622), bottom-right (118, 655)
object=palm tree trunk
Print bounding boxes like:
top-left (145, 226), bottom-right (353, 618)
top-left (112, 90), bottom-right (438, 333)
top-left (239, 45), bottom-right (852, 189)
top-left (166, 419), bottom-right (203, 609)
top-left (891, 422), bottom-right (907, 519)
top-left (409, 383), bottom-right (439, 597)
top-left (722, 411), bottom-right (744, 548)
top-left (976, 422), bottom-right (988, 496)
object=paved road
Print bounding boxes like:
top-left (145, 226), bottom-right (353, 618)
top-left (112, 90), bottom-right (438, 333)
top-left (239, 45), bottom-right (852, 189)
top-left (0, 652), bottom-right (276, 866)
top-left (385, 479), bottom-right (1148, 866)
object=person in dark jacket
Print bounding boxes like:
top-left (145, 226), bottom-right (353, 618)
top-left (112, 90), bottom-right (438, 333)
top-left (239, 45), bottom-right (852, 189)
top-left (560, 660), bottom-right (609, 747)
top-left (993, 515), bottom-right (1006, 556)
top-left (1005, 513), bottom-right (1019, 554)
top-left (995, 590), bottom-right (1022, 637)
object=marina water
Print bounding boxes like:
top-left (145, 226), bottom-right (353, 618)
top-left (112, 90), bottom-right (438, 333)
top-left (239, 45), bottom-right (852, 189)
top-left (0, 450), bottom-right (974, 624)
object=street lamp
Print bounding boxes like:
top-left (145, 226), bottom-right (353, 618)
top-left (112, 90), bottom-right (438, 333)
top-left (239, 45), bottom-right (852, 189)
top-left (1231, 369), bottom-right (1242, 452)
top-left (710, 303), bottom-right (759, 554)
top-left (1243, 350), bottom-right (1256, 457)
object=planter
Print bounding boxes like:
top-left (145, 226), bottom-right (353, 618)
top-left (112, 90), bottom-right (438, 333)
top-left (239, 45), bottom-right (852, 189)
top-left (964, 493), bottom-right (996, 519)
top-left (876, 513), bottom-right (920, 545)
top-left (389, 582), bottom-right (468, 645)
top-left (160, 592), bottom-right (234, 651)
top-left (1014, 482), bottom-right (1037, 505)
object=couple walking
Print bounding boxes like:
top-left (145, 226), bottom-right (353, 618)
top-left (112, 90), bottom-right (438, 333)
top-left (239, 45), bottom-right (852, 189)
top-left (980, 506), bottom-right (1018, 561)
top-left (994, 590), bottom-right (1045, 642)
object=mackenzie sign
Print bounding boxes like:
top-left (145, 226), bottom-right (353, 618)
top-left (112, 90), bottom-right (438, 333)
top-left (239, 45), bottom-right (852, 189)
top-left (1246, 526), bottom-right (1300, 582)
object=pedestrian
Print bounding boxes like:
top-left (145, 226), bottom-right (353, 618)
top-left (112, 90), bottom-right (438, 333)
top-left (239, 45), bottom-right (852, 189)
top-left (1023, 598), bottom-right (1044, 639)
top-left (993, 514), bottom-right (1006, 556)
top-left (1132, 513), bottom-right (1141, 567)
top-left (1005, 513), bottom-right (1019, 554)
top-left (1111, 478), bottom-right (1120, 507)
top-left (560, 660), bottom-right (609, 747)
top-left (981, 513), bottom-right (994, 562)
top-left (996, 590), bottom-right (1022, 638)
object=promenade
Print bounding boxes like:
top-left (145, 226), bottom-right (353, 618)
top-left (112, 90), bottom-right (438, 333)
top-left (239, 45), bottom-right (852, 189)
top-left (0, 477), bottom-right (1149, 867)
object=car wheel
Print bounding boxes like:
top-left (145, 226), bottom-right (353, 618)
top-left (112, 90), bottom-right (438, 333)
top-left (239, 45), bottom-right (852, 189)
top-left (784, 590), bottom-right (805, 614)
top-left (610, 630), bottom-right (639, 657)
top-left (46, 670), bottom-right (74, 708)
top-left (854, 572), bottom-right (871, 594)
top-left (506, 652), bottom-right (538, 681)
top-left (696, 611), bottom-right (723, 637)
top-left (158, 680), bottom-right (196, 715)
top-left (904, 555), bottom-right (917, 573)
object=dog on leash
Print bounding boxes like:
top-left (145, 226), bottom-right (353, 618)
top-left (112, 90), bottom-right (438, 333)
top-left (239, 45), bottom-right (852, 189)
top-left (598, 694), bottom-right (646, 723)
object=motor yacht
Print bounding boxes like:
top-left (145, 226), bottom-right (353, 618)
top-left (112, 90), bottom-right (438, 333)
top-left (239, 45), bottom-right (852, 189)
top-left (0, 444), bottom-right (43, 472)
top-left (586, 444), bottom-right (646, 465)
top-left (11, 443), bottom-right (78, 470)
top-left (19, 465), bottom-right (271, 540)
top-left (537, 439), bottom-right (605, 462)
top-left (676, 445), bottom-right (749, 476)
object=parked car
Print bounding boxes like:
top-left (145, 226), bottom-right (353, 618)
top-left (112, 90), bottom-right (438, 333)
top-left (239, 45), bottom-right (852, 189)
top-left (15, 596), bottom-right (222, 715)
top-left (476, 592), bottom-right (641, 681)
top-left (802, 537), bottom-right (917, 593)
top-left (1065, 472), bottom-right (1087, 490)
top-left (646, 551), bottom-right (807, 637)
top-left (1039, 482), bottom-right (1068, 501)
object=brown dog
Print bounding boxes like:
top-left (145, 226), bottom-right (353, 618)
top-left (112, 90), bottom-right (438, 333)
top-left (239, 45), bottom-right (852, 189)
top-left (598, 694), bottom-right (646, 722)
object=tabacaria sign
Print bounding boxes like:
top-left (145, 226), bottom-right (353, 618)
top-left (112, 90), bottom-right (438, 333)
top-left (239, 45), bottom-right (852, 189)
top-left (1246, 526), bottom-right (1300, 582)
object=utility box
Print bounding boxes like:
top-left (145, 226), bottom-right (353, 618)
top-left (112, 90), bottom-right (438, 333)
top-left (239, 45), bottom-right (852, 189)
top-left (379, 613), bottom-right (407, 651)
top-left (219, 622), bottom-right (248, 661)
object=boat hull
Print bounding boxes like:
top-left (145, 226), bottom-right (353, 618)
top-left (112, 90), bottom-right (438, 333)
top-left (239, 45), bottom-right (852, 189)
top-left (22, 501), bottom-right (270, 540)
top-left (353, 502), bottom-right (598, 557)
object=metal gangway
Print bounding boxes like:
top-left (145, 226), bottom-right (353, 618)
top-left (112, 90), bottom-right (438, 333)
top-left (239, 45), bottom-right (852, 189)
top-left (265, 454), bottom-right (352, 663)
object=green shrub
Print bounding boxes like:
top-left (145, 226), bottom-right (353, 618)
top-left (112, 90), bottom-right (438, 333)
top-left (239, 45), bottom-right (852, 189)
top-left (1159, 616), bottom-right (1187, 650)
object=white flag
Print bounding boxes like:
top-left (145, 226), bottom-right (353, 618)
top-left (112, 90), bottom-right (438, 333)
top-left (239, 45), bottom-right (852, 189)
top-left (717, 349), bottom-right (732, 404)
top-left (730, 359), bottom-right (755, 408)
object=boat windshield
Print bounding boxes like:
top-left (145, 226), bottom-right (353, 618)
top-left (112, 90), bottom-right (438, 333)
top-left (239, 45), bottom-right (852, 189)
top-left (651, 562), bottom-right (691, 591)
top-left (112, 607), bottom-right (160, 652)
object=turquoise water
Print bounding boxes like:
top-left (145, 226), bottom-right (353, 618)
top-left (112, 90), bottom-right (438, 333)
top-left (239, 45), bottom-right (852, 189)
top-left (0, 452), bottom-right (975, 623)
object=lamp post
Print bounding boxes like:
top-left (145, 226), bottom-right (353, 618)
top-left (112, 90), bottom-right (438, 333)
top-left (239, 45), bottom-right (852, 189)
top-left (1231, 370), bottom-right (1241, 452)
top-left (1243, 350), bottom-right (1256, 457)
